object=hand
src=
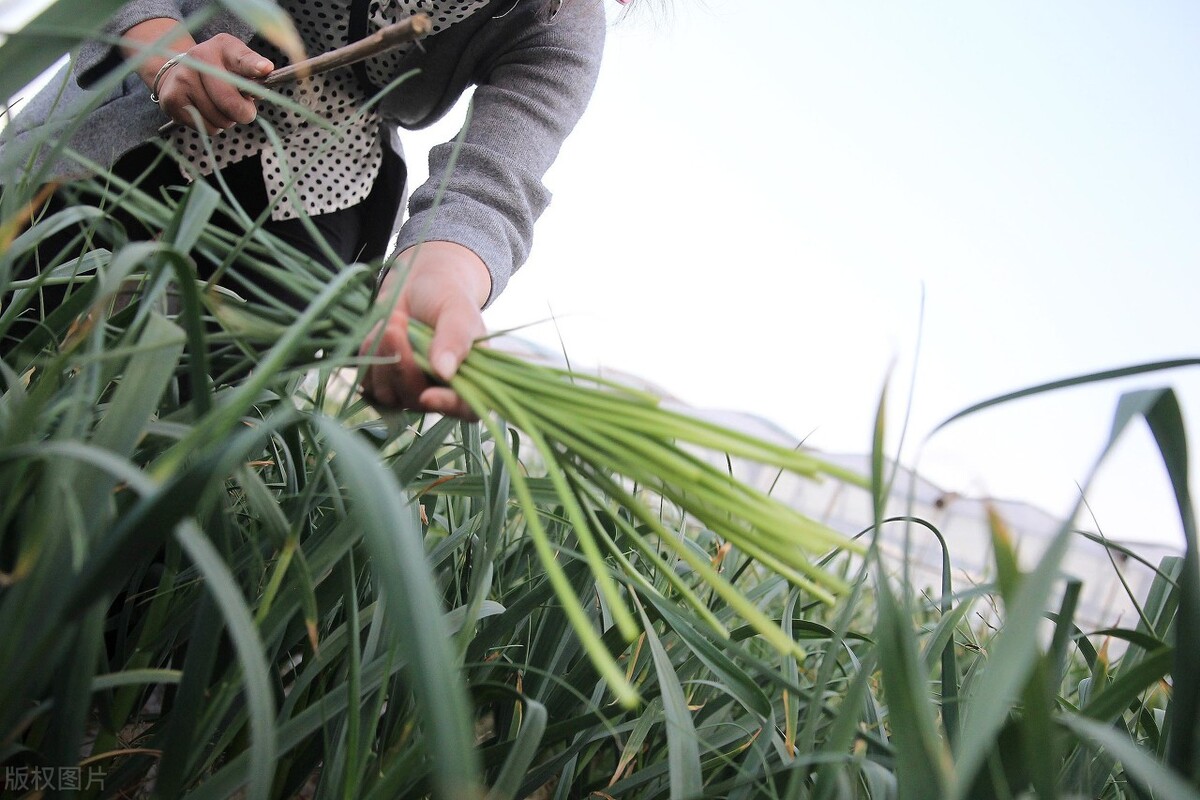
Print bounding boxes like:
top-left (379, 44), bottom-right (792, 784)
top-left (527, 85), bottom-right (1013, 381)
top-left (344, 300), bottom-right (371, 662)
top-left (360, 242), bottom-right (492, 419)
top-left (124, 20), bottom-right (273, 134)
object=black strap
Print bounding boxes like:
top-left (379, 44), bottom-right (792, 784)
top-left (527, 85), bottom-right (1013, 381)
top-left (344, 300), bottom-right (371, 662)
top-left (348, 0), bottom-right (377, 91)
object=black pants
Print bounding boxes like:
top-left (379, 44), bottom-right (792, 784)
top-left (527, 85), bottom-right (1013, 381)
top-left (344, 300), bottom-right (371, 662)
top-left (108, 138), bottom-right (407, 267)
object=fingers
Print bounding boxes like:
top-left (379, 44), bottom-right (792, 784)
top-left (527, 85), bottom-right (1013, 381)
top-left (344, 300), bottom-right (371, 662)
top-left (157, 34), bottom-right (272, 132)
top-left (210, 37), bottom-right (273, 122)
top-left (159, 78), bottom-right (238, 133)
top-left (419, 387), bottom-right (479, 421)
top-left (427, 295), bottom-right (487, 383)
top-left (360, 314), bottom-right (431, 411)
top-left (359, 243), bottom-right (490, 420)
top-left (221, 41), bottom-right (275, 80)
top-left (359, 301), bottom-right (484, 420)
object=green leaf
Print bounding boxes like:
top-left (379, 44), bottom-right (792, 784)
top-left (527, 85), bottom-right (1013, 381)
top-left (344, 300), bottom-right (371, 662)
top-left (1081, 647), bottom-right (1173, 724)
top-left (480, 685), bottom-right (549, 800)
top-left (608, 697), bottom-right (662, 790)
top-left (634, 597), bottom-right (702, 800)
top-left (1125, 390), bottom-right (1199, 782)
top-left (1063, 714), bottom-right (1200, 800)
top-left (642, 592), bottom-right (772, 719)
top-left (174, 520), bottom-right (277, 800)
top-left (987, 506), bottom-right (1022, 605)
top-left (875, 572), bottom-right (952, 800)
top-left (931, 359), bottom-right (1200, 435)
top-left (314, 415), bottom-right (482, 800)
top-left (78, 312), bottom-right (184, 522)
top-left (391, 415), bottom-right (458, 485)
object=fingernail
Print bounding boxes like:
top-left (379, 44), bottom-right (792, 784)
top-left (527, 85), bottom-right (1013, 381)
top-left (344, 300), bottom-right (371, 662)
top-left (433, 352), bottom-right (458, 381)
top-left (258, 59), bottom-right (272, 72)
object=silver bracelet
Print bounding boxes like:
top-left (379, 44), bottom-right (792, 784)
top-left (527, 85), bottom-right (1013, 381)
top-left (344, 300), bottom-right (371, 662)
top-left (149, 55), bottom-right (184, 104)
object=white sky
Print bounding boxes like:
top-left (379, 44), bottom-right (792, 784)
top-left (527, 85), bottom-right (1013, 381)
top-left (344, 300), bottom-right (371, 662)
top-left (5, 0), bottom-right (1198, 547)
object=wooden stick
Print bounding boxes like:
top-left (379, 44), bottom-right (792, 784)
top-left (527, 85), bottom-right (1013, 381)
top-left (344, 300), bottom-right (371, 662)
top-left (261, 13), bottom-right (432, 87)
top-left (156, 14), bottom-right (431, 133)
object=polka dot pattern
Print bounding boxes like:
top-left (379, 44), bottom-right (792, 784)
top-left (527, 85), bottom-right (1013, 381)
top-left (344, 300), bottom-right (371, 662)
top-left (167, 0), bottom-right (488, 222)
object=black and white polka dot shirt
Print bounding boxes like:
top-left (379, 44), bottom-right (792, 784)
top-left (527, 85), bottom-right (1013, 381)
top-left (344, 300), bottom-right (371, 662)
top-left (169, 0), bottom-right (489, 221)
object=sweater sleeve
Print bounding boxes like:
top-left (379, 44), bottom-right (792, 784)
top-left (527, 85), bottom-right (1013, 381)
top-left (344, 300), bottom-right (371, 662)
top-left (393, 0), bottom-right (606, 306)
top-left (75, 0), bottom-right (188, 89)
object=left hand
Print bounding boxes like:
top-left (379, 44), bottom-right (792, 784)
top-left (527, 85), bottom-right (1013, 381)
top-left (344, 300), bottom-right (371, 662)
top-left (359, 241), bottom-right (491, 419)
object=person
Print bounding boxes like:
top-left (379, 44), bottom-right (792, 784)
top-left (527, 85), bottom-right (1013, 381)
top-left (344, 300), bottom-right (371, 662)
top-left (0, 0), bottom-right (609, 417)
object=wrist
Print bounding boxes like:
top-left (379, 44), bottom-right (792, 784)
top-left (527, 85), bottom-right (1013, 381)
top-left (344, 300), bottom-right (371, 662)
top-left (148, 55), bottom-right (184, 103)
top-left (384, 242), bottom-right (493, 310)
top-left (121, 18), bottom-right (194, 88)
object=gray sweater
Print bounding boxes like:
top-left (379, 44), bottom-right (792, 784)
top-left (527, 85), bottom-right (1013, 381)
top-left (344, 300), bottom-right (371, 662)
top-left (0, 0), bottom-right (606, 303)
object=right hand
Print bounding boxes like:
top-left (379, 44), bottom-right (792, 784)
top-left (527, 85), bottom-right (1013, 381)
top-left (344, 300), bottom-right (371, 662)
top-left (125, 21), bottom-right (274, 134)
top-left (360, 242), bottom-right (492, 420)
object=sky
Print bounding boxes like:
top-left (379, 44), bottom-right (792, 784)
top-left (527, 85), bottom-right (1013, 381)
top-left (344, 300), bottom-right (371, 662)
top-left (4, 0), bottom-right (1198, 548)
top-left (467, 0), bottom-right (1200, 549)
